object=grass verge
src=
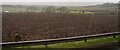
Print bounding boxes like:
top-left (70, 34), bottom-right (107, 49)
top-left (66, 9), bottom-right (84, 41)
top-left (16, 36), bottom-right (119, 48)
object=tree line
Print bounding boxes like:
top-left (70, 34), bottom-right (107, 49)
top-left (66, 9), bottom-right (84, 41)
top-left (26, 6), bottom-right (69, 13)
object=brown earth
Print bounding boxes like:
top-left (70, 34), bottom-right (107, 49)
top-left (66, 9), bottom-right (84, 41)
top-left (2, 13), bottom-right (118, 42)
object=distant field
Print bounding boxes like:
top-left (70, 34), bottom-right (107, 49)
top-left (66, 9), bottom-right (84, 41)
top-left (69, 11), bottom-right (95, 14)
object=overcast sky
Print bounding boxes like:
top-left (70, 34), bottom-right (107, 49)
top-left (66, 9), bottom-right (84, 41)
top-left (1, 0), bottom-right (119, 6)
top-left (2, 0), bottom-right (119, 2)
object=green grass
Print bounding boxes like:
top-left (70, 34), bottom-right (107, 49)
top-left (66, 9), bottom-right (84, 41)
top-left (69, 11), bottom-right (95, 14)
top-left (16, 36), bottom-right (119, 48)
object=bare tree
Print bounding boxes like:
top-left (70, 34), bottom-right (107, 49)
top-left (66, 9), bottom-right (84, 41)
top-left (44, 6), bottom-right (56, 13)
top-left (57, 6), bottom-right (69, 13)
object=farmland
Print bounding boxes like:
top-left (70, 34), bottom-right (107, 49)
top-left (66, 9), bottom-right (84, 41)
top-left (2, 12), bottom-right (118, 42)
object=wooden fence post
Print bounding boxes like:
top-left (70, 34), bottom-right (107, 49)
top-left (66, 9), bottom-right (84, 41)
top-left (84, 39), bottom-right (87, 42)
top-left (113, 35), bottom-right (115, 38)
top-left (45, 44), bottom-right (48, 48)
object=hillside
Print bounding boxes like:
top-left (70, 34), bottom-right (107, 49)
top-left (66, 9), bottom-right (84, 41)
top-left (2, 3), bottom-right (118, 12)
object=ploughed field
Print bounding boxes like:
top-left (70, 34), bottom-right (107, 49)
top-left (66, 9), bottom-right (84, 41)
top-left (2, 13), bottom-right (118, 42)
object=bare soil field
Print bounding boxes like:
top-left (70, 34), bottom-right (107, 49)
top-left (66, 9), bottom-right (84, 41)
top-left (2, 13), bottom-right (118, 42)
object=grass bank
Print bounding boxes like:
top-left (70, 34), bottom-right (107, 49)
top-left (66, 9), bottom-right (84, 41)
top-left (16, 36), bottom-right (119, 48)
